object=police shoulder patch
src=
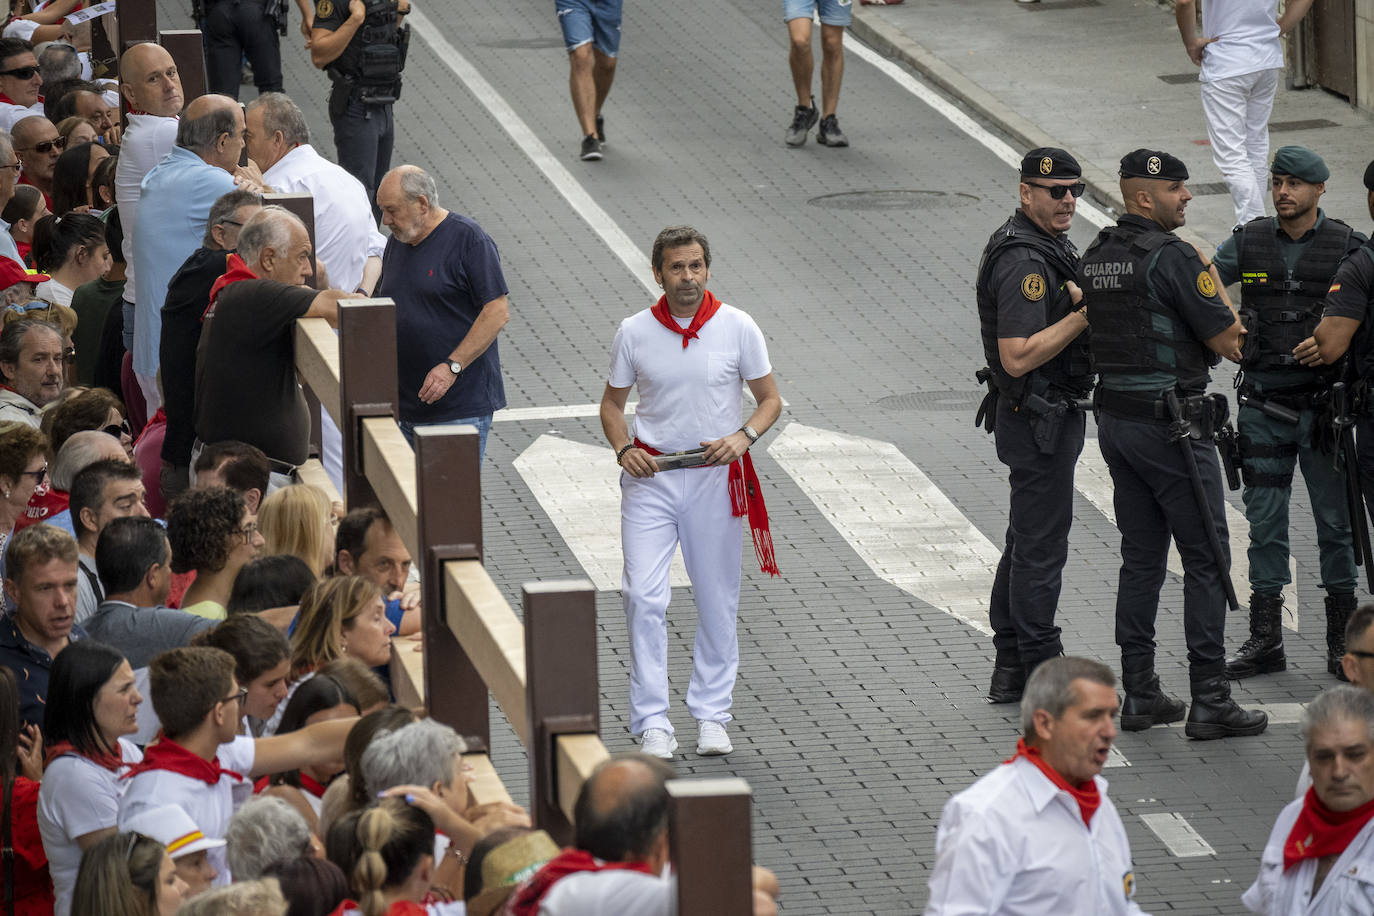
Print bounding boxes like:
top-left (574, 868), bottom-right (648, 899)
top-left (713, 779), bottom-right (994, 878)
top-left (316, 0), bottom-right (333, 18)
top-left (1021, 273), bottom-right (1046, 301)
top-left (1197, 270), bottom-right (1217, 297)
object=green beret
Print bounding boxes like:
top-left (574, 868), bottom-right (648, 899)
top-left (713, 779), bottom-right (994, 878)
top-left (1270, 146), bottom-right (1329, 183)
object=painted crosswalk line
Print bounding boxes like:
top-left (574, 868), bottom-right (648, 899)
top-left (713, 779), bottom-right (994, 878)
top-left (1140, 812), bottom-right (1216, 857)
top-left (511, 434), bottom-right (689, 592)
top-left (768, 423), bottom-right (998, 635)
top-left (1075, 438), bottom-right (1299, 631)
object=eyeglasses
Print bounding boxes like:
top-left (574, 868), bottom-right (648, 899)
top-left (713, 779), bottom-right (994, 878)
top-left (19, 465), bottom-right (47, 482)
top-left (218, 218), bottom-right (244, 228)
top-left (0, 66), bottom-right (39, 80)
top-left (1025, 181), bottom-right (1086, 200)
top-left (102, 419), bottom-right (130, 439)
top-left (124, 831), bottom-right (147, 861)
top-left (0, 161), bottom-right (20, 173)
top-left (221, 686), bottom-right (248, 707)
top-left (19, 137), bottom-right (65, 155)
top-left (238, 520), bottom-right (258, 540)
top-left (1349, 650), bottom-right (1374, 660)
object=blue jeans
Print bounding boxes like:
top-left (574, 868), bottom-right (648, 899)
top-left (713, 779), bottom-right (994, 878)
top-left (556, 0), bottom-right (623, 55)
top-left (783, 0), bottom-right (852, 26)
top-left (399, 414), bottom-right (492, 463)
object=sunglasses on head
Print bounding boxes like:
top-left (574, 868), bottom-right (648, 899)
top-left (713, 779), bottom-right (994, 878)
top-left (0, 66), bottom-right (37, 80)
top-left (1025, 181), bottom-right (1086, 200)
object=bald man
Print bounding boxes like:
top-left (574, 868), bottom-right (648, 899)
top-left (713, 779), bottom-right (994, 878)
top-left (12, 116), bottom-right (60, 206)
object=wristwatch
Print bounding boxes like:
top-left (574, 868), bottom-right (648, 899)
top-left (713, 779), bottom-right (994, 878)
top-left (447, 360), bottom-right (462, 375)
top-left (740, 425), bottom-right (760, 444)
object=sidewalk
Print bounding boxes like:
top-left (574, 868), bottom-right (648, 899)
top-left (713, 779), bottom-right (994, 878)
top-left (852, 0), bottom-right (1374, 249)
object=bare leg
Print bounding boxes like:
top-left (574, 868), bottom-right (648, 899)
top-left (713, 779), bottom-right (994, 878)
top-left (819, 24), bottom-right (844, 117)
top-left (568, 43), bottom-right (597, 135)
top-left (787, 17), bottom-right (814, 108)
top-left (593, 48), bottom-right (617, 116)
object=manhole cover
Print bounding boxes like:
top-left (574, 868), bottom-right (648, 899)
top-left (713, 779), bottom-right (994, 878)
top-left (1271, 118), bottom-right (1340, 132)
top-left (479, 37), bottom-right (565, 49)
top-left (876, 390), bottom-right (984, 412)
top-left (807, 189), bottom-right (978, 210)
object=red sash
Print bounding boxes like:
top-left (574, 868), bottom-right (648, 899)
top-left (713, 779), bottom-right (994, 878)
top-left (650, 290), bottom-right (722, 349)
top-left (204, 254), bottom-right (258, 319)
top-left (120, 736), bottom-right (243, 786)
top-left (44, 739), bottom-right (123, 773)
top-left (633, 439), bottom-right (778, 576)
top-left (1284, 787), bottom-right (1374, 870)
top-left (507, 849), bottom-right (658, 916)
top-left (14, 488), bottom-right (66, 534)
top-left (1006, 737), bottom-right (1101, 827)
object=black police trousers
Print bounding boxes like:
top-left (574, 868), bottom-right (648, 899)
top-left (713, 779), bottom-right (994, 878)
top-left (987, 396), bottom-right (1084, 666)
top-left (1098, 411), bottom-right (1229, 672)
top-left (205, 0), bottom-right (283, 100)
top-left (331, 92), bottom-right (394, 218)
top-left (1358, 414), bottom-right (1374, 530)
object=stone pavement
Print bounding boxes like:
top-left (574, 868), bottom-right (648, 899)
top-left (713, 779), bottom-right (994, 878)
top-left (853, 0), bottom-right (1374, 249)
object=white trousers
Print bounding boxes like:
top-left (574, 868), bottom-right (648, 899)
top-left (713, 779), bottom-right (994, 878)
top-left (621, 464), bottom-right (742, 736)
top-left (1200, 68), bottom-right (1279, 226)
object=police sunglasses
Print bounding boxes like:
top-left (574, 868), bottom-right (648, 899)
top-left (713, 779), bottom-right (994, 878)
top-left (0, 65), bottom-right (38, 80)
top-left (1025, 181), bottom-right (1086, 200)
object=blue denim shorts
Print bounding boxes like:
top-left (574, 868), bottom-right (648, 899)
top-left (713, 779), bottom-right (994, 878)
top-left (556, 0), bottom-right (624, 56)
top-left (783, 0), bottom-right (853, 26)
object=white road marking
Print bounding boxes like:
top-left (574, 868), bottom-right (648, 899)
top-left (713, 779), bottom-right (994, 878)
top-left (842, 36), bottom-right (1113, 230)
top-left (511, 434), bottom-right (688, 591)
top-left (494, 390), bottom-right (787, 423)
top-left (1140, 812), bottom-right (1216, 857)
top-left (1075, 438), bottom-right (1299, 630)
top-left (769, 423), bottom-right (997, 635)
top-left (1105, 746), bottom-right (1131, 768)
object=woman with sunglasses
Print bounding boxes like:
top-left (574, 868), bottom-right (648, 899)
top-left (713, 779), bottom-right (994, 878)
top-left (32, 212), bottom-right (110, 308)
top-left (37, 640), bottom-right (147, 916)
top-left (70, 831), bottom-right (188, 916)
top-left (0, 420), bottom-right (49, 582)
top-left (41, 386), bottom-right (132, 460)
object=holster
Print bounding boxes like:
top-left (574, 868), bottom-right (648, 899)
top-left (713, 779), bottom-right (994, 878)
top-left (1238, 307), bottom-right (1260, 366)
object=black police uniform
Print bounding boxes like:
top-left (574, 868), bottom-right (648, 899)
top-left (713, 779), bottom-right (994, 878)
top-left (974, 149), bottom-right (1092, 704)
top-left (313, 0), bottom-right (408, 209)
top-left (1320, 239), bottom-right (1374, 536)
top-left (204, 0), bottom-right (286, 99)
top-left (1080, 148), bottom-right (1266, 740)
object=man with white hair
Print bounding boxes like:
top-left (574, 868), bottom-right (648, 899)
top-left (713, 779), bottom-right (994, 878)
top-left (1245, 685), bottom-right (1374, 913)
top-left (193, 206), bottom-right (350, 476)
top-left (926, 656), bottom-right (1147, 915)
top-left (0, 318), bottom-right (63, 426)
top-left (375, 165), bottom-right (510, 457)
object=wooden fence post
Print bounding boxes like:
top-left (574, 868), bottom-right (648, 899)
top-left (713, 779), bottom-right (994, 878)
top-left (335, 300), bottom-right (397, 508)
top-left (116, 0), bottom-right (158, 49)
top-left (668, 778), bottom-right (754, 916)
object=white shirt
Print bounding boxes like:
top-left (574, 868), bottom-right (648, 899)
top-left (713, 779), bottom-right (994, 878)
top-left (75, 552), bottom-right (101, 624)
top-left (118, 733), bottom-right (256, 885)
top-left (262, 144), bottom-right (384, 294)
top-left (608, 302), bottom-right (771, 452)
top-left (1199, 0), bottom-right (1285, 82)
top-left (925, 757), bottom-right (1148, 916)
top-left (36, 277), bottom-right (74, 308)
top-left (114, 113), bottom-right (179, 303)
top-left (539, 870), bottom-right (673, 916)
top-left (38, 737), bottom-right (144, 916)
top-left (1243, 796), bottom-right (1374, 914)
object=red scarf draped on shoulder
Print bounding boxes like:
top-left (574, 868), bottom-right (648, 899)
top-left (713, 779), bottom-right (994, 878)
top-left (507, 849), bottom-right (658, 916)
top-left (1284, 787), bottom-right (1374, 870)
top-left (120, 736), bottom-right (243, 786)
top-left (1006, 737), bottom-right (1101, 827)
top-left (44, 740), bottom-right (124, 773)
top-left (204, 254), bottom-right (258, 319)
top-left (13, 486), bottom-right (66, 533)
top-left (254, 772), bottom-right (327, 798)
top-left (650, 289), bottom-right (722, 348)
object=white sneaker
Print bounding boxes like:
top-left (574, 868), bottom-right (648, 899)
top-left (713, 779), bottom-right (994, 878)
top-left (640, 728), bottom-right (677, 759)
top-left (696, 720), bottom-right (733, 756)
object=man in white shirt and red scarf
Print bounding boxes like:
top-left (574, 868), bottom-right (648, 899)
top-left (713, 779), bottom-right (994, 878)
top-left (1245, 685), bottom-right (1374, 914)
top-left (926, 656), bottom-right (1148, 915)
top-left (599, 225), bottom-right (782, 760)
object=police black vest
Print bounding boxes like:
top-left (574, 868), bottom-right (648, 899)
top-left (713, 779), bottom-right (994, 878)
top-left (975, 212), bottom-right (1092, 401)
top-left (1080, 219), bottom-right (1210, 389)
top-left (326, 0), bottom-right (409, 100)
top-left (1238, 216), bottom-right (1353, 370)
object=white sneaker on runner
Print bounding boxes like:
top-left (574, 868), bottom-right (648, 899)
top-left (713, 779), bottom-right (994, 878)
top-left (695, 720), bottom-right (733, 756)
top-left (640, 728), bottom-right (677, 759)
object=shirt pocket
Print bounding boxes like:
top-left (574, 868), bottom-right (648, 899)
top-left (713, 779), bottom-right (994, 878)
top-left (707, 351), bottom-right (739, 387)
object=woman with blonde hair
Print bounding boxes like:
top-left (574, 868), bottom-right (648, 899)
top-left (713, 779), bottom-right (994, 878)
top-left (290, 576), bottom-right (394, 678)
top-left (258, 483), bottom-right (335, 578)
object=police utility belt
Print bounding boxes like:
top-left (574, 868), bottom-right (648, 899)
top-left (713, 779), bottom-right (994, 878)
top-left (1096, 387), bottom-right (1228, 435)
top-left (974, 368), bottom-right (1091, 456)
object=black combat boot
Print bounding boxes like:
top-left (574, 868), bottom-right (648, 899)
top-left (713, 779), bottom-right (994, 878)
top-left (987, 649), bottom-right (1026, 704)
top-left (1120, 658), bottom-right (1186, 731)
top-left (1327, 592), bottom-right (1357, 680)
top-left (1184, 666), bottom-right (1269, 740)
top-left (1224, 592), bottom-right (1286, 679)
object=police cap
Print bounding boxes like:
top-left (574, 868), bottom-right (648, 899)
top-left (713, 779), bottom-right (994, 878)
top-left (1119, 149), bottom-right (1188, 181)
top-left (1020, 148), bottom-right (1081, 181)
top-left (1270, 146), bottom-right (1329, 183)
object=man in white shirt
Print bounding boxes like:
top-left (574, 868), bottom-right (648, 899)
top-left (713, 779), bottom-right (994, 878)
top-left (0, 39), bottom-right (45, 132)
top-left (600, 225), bottom-right (782, 760)
top-left (1174, 0), bottom-right (1316, 226)
top-left (1245, 685), bottom-right (1374, 914)
top-left (925, 657), bottom-right (1148, 915)
top-left (114, 42), bottom-right (183, 408)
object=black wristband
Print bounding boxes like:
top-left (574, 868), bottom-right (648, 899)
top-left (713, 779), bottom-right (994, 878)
top-left (616, 443), bottom-right (634, 466)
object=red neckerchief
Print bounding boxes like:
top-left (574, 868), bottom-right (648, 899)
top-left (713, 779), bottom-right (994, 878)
top-left (650, 289), bottom-right (722, 349)
top-left (13, 487), bottom-right (67, 534)
top-left (204, 253), bottom-right (258, 319)
top-left (632, 439), bottom-right (778, 576)
top-left (1006, 737), bottom-right (1101, 827)
top-left (253, 772), bottom-right (327, 798)
top-left (1284, 787), bottom-right (1374, 870)
top-left (326, 902), bottom-right (426, 916)
top-left (120, 736), bottom-right (244, 787)
top-left (508, 849), bottom-right (658, 916)
top-left (44, 739), bottom-right (123, 773)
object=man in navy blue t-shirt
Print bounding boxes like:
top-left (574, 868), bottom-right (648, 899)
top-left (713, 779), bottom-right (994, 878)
top-left (376, 165), bottom-right (510, 458)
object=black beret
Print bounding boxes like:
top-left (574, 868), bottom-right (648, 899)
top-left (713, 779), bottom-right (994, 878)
top-left (1364, 158), bottom-right (1374, 192)
top-left (1119, 148), bottom-right (1189, 181)
top-left (1020, 147), bottom-right (1081, 181)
